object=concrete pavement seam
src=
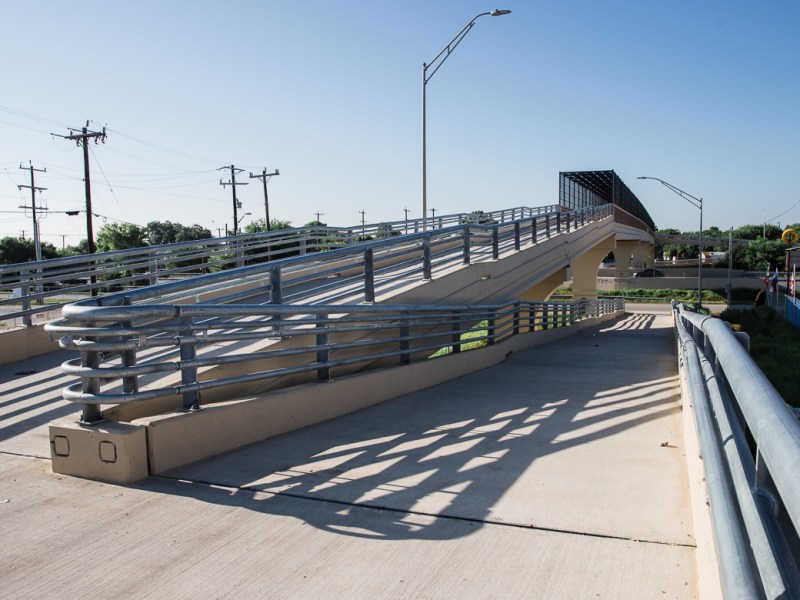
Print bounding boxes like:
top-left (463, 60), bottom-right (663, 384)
top-left (154, 473), bottom-right (697, 550)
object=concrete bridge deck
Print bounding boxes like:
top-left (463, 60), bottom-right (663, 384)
top-left (0, 308), bottom-right (703, 599)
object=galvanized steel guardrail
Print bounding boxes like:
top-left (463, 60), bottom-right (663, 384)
top-left (37, 203), bottom-right (611, 324)
top-left (2, 205), bottom-right (558, 326)
top-left (46, 297), bottom-right (624, 423)
top-left (43, 201), bottom-right (614, 422)
top-left (673, 302), bottom-right (800, 599)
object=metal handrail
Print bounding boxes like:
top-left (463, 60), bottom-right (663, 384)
top-left (46, 202), bottom-right (615, 422)
top-left (42, 204), bottom-right (612, 313)
top-left (673, 302), bottom-right (800, 598)
top-left (2, 205), bottom-right (559, 326)
top-left (46, 298), bottom-right (624, 417)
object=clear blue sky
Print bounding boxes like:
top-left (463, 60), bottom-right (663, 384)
top-left (2, 0), bottom-right (799, 247)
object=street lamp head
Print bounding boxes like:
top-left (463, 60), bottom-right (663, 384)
top-left (490, 9), bottom-right (511, 16)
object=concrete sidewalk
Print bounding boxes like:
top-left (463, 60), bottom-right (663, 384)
top-left (0, 312), bottom-right (699, 599)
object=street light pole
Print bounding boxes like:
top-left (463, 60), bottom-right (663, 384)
top-left (422, 9), bottom-right (511, 230)
top-left (638, 176), bottom-right (704, 306)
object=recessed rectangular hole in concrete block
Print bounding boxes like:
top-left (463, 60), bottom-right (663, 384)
top-left (52, 435), bottom-right (70, 457)
top-left (99, 440), bottom-right (117, 463)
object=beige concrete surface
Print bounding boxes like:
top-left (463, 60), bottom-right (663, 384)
top-left (0, 313), bottom-right (699, 599)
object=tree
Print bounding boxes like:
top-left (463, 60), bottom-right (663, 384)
top-left (96, 223), bottom-right (148, 253)
top-left (243, 218), bottom-right (292, 234)
top-left (734, 223), bottom-right (782, 241)
top-left (737, 237), bottom-right (786, 272)
top-left (0, 237), bottom-right (60, 265)
top-left (145, 221), bottom-right (212, 245)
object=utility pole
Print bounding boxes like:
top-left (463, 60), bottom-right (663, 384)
top-left (314, 212), bottom-right (324, 223)
top-left (249, 168), bottom-right (279, 232)
top-left (54, 122), bottom-right (107, 256)
top-left (360, 210), bottom-right (366, 237)
top-left (17, 162), bottom-right (48, 263)
top-left (403, 207), bottom-right (409, 221)
top-left (430, 207), bottom-right (437, 219)
top-left (219, 166), bottom-right (248, 235)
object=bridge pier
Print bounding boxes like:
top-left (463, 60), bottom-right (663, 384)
top-left (615, 240), bottom-right (655, 275)
top-left (518, 267), bottom-right (569, 301)
top-left (571, 235), bottom-right (615, 300)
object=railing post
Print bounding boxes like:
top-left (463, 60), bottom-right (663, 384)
top-left (462, 225), bottom-right (471, 265)
top-left (514, 222), bottom-right (521, 252)
top-left (80, 320), bottom-right (103, 423)
top-left (148, 257), bottom-right (158, 286)
top-left (513, 300), bottom-right (520, 336)
top-left (400, 311), bottom-right (411, 364)
top-left (178, 315), bottom-right (200, 410)
top-left (565, 212), bottom-right (571, 233)
top-left (269, 267), bottom-right (282, 305)
top-left (488, 311), bottom-right (496, 345)
top-left (316, 312), bottom-right (330, 381)
top-left (235, 243), bottom-right (245, 268)
top-left (364, 247), bottom-right (375, 303)
top-left (556, 212), bottom-right (562, 234)
top-left (299, 237), bottom-right (307, 256)
top-left (451, 312), bottom-right (461, 354)
top-left (531, 217), bottom-right (538, 244)
top-left (422, 234), bottom-right (432, 280)
top-left (545, 214), bottom-right (551, 238)
top-left (491, 227), bottom-right (499, 260)
top-left (20, 267), bottom-right (32, 327)
top-left (121, 296), bottom-right (139, 396)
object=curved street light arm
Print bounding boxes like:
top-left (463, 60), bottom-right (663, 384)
top-left (638, 175), bottom-right (704, 305)
top-left (638, 176), bottom-right (702, 210)
top-left (423, 12), bottom-right (491, 84)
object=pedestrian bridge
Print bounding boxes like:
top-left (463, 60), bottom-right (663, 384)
top-left (1, 201), bottom-right (799, 598)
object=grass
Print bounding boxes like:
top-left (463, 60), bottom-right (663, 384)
top-left (430, 320), bottom-right (489, 358)
top-left (718, 306), bottom-right (800, 409)
top-left (555, 286), bottom-right (760, 304)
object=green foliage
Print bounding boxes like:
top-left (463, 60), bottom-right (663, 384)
top-left (738, 237), bottom-right (786, 272)
top-left (96, 223), bottom-right (148, 253)
top-left (718, 307), bottom-right (800, 408)
top-left (554, 286), bottom-right (758, 304)
top-left (733, 223), bottom-right (782, 240)
top-left (243, 218), bottom-right (292, 234)
top-left (0, 236), bottom-right (60, 265)
top-left (145, 221), bottom-right (212, 245)
top-left (431, 321), bottom-right (489, 357)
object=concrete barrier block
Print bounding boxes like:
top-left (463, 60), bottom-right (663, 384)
top-left (49, 418), bottom-right (149, 484)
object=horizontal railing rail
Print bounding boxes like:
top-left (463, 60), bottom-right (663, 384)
top-left (46, 297), bottom-right (624, 422)
top-left (673, 302), bottom-right (800, 599)
top-left (2, 205), bottom-right (560, 326)
top-left (37, 204), bottom-right (614, 315)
